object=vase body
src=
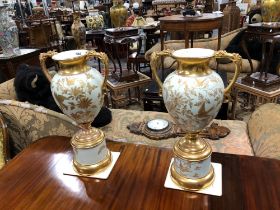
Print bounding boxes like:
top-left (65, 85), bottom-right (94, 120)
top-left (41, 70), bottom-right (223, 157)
top-left (110, 2), bottom-right (128, 27)
top-left (0, 7), bottom-right (20, 57)
top-left (151, 48), bottom-right (241, 190)
top-left (261, 0), bottom-right (280, 22)
top-left (50, 50), bottom-right (104, 124)
top-left (86, 9), bottom-right (104, 30)
top-left (40, 50), bottom-right (111, 175)
top-left (71, 12), bottom-right (86, 49)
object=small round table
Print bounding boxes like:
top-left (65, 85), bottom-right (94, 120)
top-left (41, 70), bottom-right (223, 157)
top-left (159, 13), bottom-right (224, 50)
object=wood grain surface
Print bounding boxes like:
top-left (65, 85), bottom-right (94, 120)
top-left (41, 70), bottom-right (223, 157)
top-left (0, 136), bottom-right (279, 210)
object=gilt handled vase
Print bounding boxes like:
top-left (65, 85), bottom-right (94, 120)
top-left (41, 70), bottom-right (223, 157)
top-left (151, 48), bottom-right (241, 190)
top-left (40, 50), bottom-right (111, 176)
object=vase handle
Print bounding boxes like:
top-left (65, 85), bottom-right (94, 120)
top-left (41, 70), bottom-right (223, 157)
top-left (214, 50), bottom-right (242, 95)
top-left (86, 50), bottom-right (109, 95)
top-left (150, 50), bottom-right (173, 96)
top-left (39, 50), bottom-right (58, 82)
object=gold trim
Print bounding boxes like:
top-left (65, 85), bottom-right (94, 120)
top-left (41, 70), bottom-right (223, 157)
top-left (214, 50), bottom-right (241, 95)
top-left (173, 133), bottom-right (212, 161)
top-left (150, 49), bottom-right (173, 96)
top-left (73, 150), bottom-right (112, 176)
top-left (176, 60), bottom-right (212, 77)
top-left (71, 127), bottom-right (105, 149)
top-left (170, 163), bottom-right (215, 191)
top-left (39, 50), bottom-right (58, 82)
top-left (86, 50), bottom-right (109, 95)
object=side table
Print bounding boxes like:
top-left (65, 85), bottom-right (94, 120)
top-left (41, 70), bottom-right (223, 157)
top-left (104, 27), bottom-right (145, 82)
top-left (231, 77), bottom-right (280, 119)
top-left (241, 22), bottom-right (280, 87)
top-left (0, 48), bottom-right (41, 82)
top-left (106, 71), bottom-right (152, 108)
top-left (159, 13), bottom-right (224, 50)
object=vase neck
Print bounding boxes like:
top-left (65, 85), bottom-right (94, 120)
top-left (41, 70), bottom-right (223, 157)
top-left (57, 57), bottom-right (90, 75)
top-left (176, 58), bottom-right (212, 76)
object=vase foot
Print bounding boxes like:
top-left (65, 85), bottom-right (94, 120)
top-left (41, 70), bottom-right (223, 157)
top-left (170, 163), bottom-right (215, 191)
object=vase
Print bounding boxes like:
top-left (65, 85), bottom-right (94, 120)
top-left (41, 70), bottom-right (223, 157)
top-left (40, 50), bottom-right (111, 175)
top-left (86, 9), bottom-right (104, 30)
top-left (261, 0), bottom-right (280, 22)
top-left (0, 6), bottom-right (20, 57)
top-left (71, 12), bottom-right (86, 49)
top-left (151, 48), bottom-right (241, 190)
top-left (110, 1), bottom-right (128, 28)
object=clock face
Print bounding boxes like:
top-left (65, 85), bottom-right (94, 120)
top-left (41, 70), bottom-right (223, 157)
top-left (147, 119), bottom-right (169, 131)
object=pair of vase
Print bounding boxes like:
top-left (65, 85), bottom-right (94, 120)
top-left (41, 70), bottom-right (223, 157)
top-left (39, 47), bottom-right (241, 190)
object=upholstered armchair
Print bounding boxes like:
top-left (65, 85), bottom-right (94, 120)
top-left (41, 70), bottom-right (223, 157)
top-left (0, 79), bottom-right (79, 155)
top-left (247, 103), bottom-right (280, 160)
top-left (145, 27), bottom-right (260, 74)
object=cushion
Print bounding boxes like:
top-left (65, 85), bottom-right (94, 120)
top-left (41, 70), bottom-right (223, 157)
top-left (248, 103), bottom-right (280, 159)
top-left (102, 109), bottom-right (253, 156)
top-left (0, 100), bottom-right (79, 154)
top-left (0, 79), bottom-right (17, 100)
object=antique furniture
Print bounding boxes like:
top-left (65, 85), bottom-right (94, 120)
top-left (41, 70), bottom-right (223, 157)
top-left (0, 136), bottom-right (280, 209)
top-left (0, 48), bottom-right (41, 82)
top-left (222, 0), bottom-right (241, 34)
top-left (145, 27), bottom-right (260, 73)
top-left (231, 77), bottom-right (280, 119)
top-left (104, 27), bottom-right (144, 82)
top-left (0, 112), bottom-right (9, 169)
top-left (158, 13), bottom-right (224, 50)
top-left (241, 23), bottom-right (280, 87)
top-left (106, 71), bottom-right (151, 108)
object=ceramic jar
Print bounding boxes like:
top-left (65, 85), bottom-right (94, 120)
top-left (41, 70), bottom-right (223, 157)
top-left (261, 0), bottom-right (280, 22)
top-left (71, 12), bottom-right (86, 49)
top-left (40, 50), bottom-right (111, 175)
top-left (0, 7), bottom-right (20, 57)
top-left (151, 48), bottom-right (241, 190)
top-left (110, 0), bottom-right (128, 27)
top-left (86, 9), bottom-right (104, 30)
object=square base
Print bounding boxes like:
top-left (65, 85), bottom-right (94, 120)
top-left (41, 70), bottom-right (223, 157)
top-left (164, 158), bottom-right (222, 196)
top-left (63, 151), bottom-right (120, 179)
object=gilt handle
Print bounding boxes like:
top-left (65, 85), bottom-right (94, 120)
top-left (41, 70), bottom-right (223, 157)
top-left (86, 50), bottom-right (109, 95)
top-left (39, 50), bottom-right (58, 82)
top-left (150, 50), bottom-right (173, 96)
top-left (214, 50), bottom-right (242, 95)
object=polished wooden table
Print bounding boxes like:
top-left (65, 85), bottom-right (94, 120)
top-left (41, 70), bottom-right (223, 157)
top-left (0, 136), bottom-right (280, 210)
top-left (159, 13), bottom-right (224, 50)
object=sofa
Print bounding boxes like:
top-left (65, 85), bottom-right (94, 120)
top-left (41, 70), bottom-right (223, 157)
top-left (0, 79), bottom-right (279, 162)
top-left (145, 27), bottom-right (260, 74)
